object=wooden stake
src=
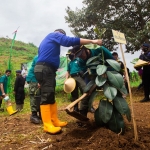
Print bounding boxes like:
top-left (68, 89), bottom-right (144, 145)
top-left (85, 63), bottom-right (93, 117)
top-left (119, 43), bottom-right (138, 141)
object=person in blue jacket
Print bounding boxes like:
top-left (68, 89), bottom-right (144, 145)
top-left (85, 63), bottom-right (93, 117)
top-left (34, 29), bottom-right (102, 134)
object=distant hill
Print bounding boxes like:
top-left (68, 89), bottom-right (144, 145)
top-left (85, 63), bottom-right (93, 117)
top-left (0, 37), bottom-right (38, 73)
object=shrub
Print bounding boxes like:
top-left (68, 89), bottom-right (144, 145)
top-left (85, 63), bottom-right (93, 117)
top-left (85, 54), bottom-right (131, 134)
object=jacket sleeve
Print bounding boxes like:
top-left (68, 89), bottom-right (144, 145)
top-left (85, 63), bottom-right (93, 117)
top-left (101, 46), bottom-right (114, 59)
top-left (53, 33), bottom-right (80, 47)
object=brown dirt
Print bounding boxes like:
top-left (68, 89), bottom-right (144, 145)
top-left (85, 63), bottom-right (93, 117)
top-left (0, 88), bottom-right (150, 150)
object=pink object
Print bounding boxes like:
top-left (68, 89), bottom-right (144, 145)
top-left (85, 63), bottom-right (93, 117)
top-left (138, 69), bottom-right (143, 76)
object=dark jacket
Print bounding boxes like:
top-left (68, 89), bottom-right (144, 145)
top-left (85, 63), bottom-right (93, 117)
top-left (14, 75), bottom-right (25, 93)
top-left (139, 51), bottom-right (150, 75)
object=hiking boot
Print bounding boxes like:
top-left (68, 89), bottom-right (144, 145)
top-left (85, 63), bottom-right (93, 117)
top-left (140, 97), bottom-right (150, 103)
top-left (30, 111), bottom-right (41, 124)
top-left (30, 115), bottom-right (41, 124)
top-left (80, 109), bottom-right (88, 117)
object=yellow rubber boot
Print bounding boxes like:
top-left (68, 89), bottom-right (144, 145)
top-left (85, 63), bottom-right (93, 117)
top-left (6, 106), bottom-right (18, 115)
top-left (50, 103), bottom-right (67, 127)
top-left (40, 104), bottom-right (61, 134)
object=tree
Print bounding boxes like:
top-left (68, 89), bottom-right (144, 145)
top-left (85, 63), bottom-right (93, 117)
top-left (65, 0), bottom-right (150, 52)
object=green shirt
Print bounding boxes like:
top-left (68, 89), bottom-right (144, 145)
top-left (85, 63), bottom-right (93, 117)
top-left (90, 46), bottom-right (113, 59)
top-left (0, 75), bottom-right (8, 95)
top-left (68, 58), bottom-right (86, 75)
top-left (26, 55), bottom-right (38, 83)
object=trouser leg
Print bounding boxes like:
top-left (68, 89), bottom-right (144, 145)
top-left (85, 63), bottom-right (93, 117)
top-left (74, 76), bottom-right (88, 116)
top-left (140, 75), bottom-right (150, 102)
top-left (71, 83), bottom-right (79, 112)
top-left (0, 99), bottom-right (4, 112)
top-left (34, 64), bottom-right (56, 104)
top-left (0, 99), bottom-right (2, 108)
top-left (30, 94), bottom-right (38, 112)
top-left (29, 82), bottom-right (41, 124)
top-left (143, 76), bottom-right (150, 99)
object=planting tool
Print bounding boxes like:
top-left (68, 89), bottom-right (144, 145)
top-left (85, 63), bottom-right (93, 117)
top-left (65, 84), bottom-right (97, 121)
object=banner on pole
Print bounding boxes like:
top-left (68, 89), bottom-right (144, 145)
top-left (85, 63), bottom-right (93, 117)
top-left (112, 30), bottom-right (127, 44)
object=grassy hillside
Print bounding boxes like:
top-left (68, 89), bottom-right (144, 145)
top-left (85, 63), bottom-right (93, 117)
top-left (0, 37), bottom-right (38, 73)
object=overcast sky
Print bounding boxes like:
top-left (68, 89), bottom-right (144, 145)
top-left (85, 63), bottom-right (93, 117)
top-left (0, 0), bottom-right (141, 71)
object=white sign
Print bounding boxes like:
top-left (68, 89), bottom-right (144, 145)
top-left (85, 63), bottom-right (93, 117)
top-left (112, 30), bottom-right (127, 44)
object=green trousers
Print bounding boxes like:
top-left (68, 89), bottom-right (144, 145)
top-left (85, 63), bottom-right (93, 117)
top-left (29, 82), bottom-right (40, 112)
top-left (71, 76), bottom-right (88, 111)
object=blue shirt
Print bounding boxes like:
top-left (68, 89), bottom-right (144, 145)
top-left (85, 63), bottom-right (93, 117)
top-left (37, 32), bottom-right (80, 69)
top-left (26, 55), bottom-right (38, 83)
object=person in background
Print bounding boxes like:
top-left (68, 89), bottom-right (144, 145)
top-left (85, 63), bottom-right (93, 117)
top-left (135, 43), bottom-right (150, 102)
top-left (66, 51), bottom-right (88, 114)
top-left (34, 29), bottom-right (102, 134)
top-left (0, 70), bottom-right (17, 115)
top-left (26, 55), bottom-right (41, 124)
top-left (112, 52), bottom-right (126, 76)
top-left (14, 70), bottom-right (25, 111)
top-left (0, 71), bottom-right (4, 112)
top-left (112, 52), bottom-right (130, 93)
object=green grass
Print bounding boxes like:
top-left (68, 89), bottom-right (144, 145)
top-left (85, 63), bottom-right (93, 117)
top-left (0, 88), bottom-right (70, 117)
top-left (0, 37), bottom-right (38, 72)
top-left (130, 80), bottom-right (141, 88)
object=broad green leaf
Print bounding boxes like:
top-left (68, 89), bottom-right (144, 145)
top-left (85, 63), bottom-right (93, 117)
top-left (88, 90), bottom-right (98, 111)
top-left (107, 108), bottom-right (125, 134)
top-left (86, 56), bottom-right (99, 66)
top-left (106, 59), bottom-right (121, 72)
top-left (86, 61), bottom-right (100, 67)
top-left (106, 71), bottom-right (124, 89)
top-left (103, 83), bottom-right (117, 100)
top-left (99, 100), bottom-right (113, 123)
top-left (96, 65), bottom-right (107, 75)
top-left (119, 84), bottom-right (128, 95)
top-left (83, 80), bottom-right (95, 93)
top-left (95, 76), bottom-right (106, 87)
top-left (90, 66), bottom-right (97, 70)
top-left (94, 108), bottom-right (105, 127)
top-left (113, 96), bottom-right (130, 115)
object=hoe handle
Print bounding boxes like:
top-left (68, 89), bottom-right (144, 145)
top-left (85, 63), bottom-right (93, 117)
top-left (65, 84), bottom-right (97, 112)
top-left (65, 93), bottom-right (88, 112)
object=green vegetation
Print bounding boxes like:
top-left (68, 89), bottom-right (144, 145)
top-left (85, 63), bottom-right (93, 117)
top-left (0, 37), bottom-right (38, 100)
top-left (0, 37), bottom-right (38, 72)
top-left (130, 71), bottom-right (141, 87)
top-left (85, 55), bottom-right (131, 134)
